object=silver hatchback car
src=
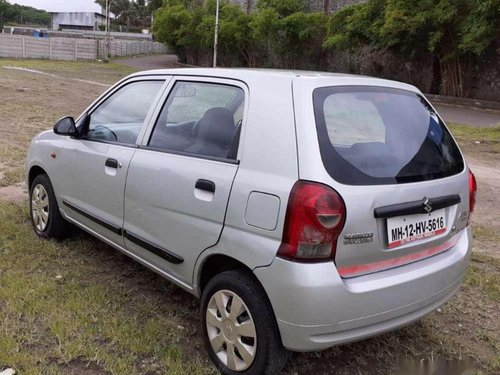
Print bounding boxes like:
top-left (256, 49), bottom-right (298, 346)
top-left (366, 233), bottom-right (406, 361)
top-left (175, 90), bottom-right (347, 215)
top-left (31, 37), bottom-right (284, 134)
top-left (26, 69), bottom-right (476, 374)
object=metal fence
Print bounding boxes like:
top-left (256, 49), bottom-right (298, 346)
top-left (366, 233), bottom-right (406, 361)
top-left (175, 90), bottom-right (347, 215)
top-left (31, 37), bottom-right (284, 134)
top-left (0, 34), bottom-right (168, 61)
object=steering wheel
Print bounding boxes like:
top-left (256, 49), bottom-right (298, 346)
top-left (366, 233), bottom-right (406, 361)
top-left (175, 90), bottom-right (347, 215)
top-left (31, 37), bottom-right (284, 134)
top-left (91, 124), bottom-right (118, 141)
top-left (192, 118), bottom-right (202, 138)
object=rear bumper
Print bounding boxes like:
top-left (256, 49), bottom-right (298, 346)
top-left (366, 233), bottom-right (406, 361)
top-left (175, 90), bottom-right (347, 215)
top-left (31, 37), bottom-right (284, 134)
top-left (253, 227), bottom-right (471, 351)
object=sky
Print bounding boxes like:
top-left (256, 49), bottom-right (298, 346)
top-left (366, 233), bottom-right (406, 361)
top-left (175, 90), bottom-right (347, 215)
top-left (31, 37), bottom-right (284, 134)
top-left (10, 0), bottom-right (103, 12)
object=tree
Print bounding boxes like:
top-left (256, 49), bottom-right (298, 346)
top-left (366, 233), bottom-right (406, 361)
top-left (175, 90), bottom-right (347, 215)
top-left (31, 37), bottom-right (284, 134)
top-left (147, 0), bottom-right (164, 13)
top-left (95, 0), bottom-right (149, 30)
top-left (325, 0), bottom-right (500, 97)
top-left (153, 2), bottom-right (205, 63)
top-left (252, 0), bottom-right (327, 68)
top-left (0, 0), bottom-right (51, 28)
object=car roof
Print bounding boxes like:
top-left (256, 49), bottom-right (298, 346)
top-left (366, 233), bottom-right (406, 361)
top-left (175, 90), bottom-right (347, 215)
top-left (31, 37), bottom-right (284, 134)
top-left (129, 68), bottom-right (419, 93)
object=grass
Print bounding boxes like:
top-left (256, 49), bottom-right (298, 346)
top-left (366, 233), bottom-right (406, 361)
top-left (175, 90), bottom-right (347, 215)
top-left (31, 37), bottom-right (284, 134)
top-left (0, 58), bottom-right (136, 85)
top-left (448, 123), bottom-right (500, 153)
top-left (0, 102), bottom-right (58, 188)
top-left (0, 201), bottom-right (215, 375)
top-left (448, 123), bottom-right (500, 142)
top-left (473, 225), bottom-right (500, 243)
top-left (0, 59), bottom-right (499, 374)
top-left (466, 253), bottom-right (500, 302)
top-left (0, 60), bottom-right (130, 189)
top-left (0, 199), bottom-right (498, 374)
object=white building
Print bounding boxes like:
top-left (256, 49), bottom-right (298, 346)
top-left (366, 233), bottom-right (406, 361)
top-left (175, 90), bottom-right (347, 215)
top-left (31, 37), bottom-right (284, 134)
top-left (51, 12), bottom-right (107, 31)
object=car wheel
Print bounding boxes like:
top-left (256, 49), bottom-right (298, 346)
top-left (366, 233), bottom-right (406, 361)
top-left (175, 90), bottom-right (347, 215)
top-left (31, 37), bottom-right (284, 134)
top-left (201, 269), bottom-right (289, 375)
top-left (30, 174), bottom-right (70, 239)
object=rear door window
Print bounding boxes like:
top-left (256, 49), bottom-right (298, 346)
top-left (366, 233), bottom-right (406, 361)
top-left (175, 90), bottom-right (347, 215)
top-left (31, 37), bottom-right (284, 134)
top-left (148, 81), bottom-right (244, 160)
top-left (313, 86), bottom-right (464, 185)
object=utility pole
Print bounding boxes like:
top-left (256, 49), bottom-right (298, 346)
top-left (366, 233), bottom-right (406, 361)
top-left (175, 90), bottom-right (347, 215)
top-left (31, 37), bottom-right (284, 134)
top-left (213, 0), bottom-right (219, 67)
top-left (105, 0), bottom-right (115, 62)
top-left (105, 0), bottom-right (109, 62)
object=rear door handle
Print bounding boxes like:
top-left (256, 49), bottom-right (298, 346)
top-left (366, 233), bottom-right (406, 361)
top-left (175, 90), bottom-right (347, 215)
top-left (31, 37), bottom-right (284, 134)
top-left (105, 158), bottom-right (121, 169)
top-left (195, 179), bottom-right (215, 193)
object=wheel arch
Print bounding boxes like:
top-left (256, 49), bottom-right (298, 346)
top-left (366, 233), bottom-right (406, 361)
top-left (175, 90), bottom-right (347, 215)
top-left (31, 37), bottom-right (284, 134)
top-left (28, 165), bottom-right (48, 189)
top-left (197, 253), bottom-right (252, 295)
top-left (197, 252), bottom-right (290, 370)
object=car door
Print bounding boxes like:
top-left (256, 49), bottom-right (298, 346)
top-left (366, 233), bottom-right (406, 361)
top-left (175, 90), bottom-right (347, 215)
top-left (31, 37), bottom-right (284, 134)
top-left (59, 77), bottom-right (168, 245)
top-left (123, 77), bottom-right (247, 287)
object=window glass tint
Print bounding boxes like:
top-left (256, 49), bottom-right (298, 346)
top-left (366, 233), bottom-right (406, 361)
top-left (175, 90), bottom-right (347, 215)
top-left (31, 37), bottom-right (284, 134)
top-left (149, 81), bottom-right (244, 159)
top-left (313, 86), bottom-right (464, 185)
top-left (324, 94), bottom-right (385, 145)
top-left (87, 81), bottom-right (163, 144)
top-left (166, 82), bottom-right (241, 123)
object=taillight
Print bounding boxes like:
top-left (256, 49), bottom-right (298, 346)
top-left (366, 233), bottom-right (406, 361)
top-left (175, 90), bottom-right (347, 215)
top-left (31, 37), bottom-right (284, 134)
top-left (278, 181), bottom-right (346, 261)
top-left (469, 169), bottom-right (477, 215)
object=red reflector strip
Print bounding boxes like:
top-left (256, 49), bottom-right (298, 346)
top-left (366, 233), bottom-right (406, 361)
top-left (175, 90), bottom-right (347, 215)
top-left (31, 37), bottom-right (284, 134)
top-left (338, 233), bottom-right (461, 278)
top-left (388, 227), bottom-right (447, 249)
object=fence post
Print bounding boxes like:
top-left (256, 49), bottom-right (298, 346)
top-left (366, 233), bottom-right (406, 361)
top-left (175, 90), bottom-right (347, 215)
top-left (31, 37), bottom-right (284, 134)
top-left (22, 36), bottom-right (26, 58)
top-left (49, 38), bottom-right (52, 59)
top-left (74, 39), bottom-right (78, 61)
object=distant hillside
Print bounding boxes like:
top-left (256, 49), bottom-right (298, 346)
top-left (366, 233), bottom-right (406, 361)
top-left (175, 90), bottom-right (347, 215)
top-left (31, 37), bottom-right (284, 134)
top-left (0, 0), bottom-right (51, 28)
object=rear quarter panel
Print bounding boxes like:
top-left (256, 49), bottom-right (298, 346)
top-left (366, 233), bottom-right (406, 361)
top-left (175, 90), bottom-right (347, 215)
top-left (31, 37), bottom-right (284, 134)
top-left (193, 74), bottom-right (299, 289)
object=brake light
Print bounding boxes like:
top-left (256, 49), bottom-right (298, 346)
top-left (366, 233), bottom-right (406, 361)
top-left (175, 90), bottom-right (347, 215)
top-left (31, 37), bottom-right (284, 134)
top-left (278, 181), bottom-right (346, 261)
top-left (469, 169), bottom-right (477, 214)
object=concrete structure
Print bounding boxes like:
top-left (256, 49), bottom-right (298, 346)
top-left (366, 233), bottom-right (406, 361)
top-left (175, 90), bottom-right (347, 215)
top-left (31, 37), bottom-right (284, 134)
top-left (51, 12), bottom-right (107, 31)
top-left (3, 26), bottom-right (152, 41)
top-left (0, 34), bottom-right (168, 61)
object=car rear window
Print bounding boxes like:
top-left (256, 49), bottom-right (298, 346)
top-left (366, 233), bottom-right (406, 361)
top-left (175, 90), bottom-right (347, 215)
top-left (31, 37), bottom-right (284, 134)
top-left (313, 86), bottom-right (464, 185)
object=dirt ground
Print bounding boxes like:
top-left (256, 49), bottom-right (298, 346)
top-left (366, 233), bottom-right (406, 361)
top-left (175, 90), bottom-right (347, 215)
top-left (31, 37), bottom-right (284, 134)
top-left (0, 59), bottom-right (499, 374)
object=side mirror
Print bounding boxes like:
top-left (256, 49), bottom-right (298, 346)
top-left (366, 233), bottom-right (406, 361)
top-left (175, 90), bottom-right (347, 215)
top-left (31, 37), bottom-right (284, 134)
top-left (54, 116), bottom-right (77, 136)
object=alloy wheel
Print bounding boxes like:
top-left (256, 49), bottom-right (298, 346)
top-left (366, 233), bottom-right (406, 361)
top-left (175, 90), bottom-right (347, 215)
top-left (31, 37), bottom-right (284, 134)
top-left (206, 289), bottom-right (257, 371)
top-left (32, 184), bottom-right (50, 232)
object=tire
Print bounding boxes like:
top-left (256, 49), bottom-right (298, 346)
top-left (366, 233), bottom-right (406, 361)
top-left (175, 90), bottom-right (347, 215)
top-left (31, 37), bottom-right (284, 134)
top-left (201, 269), bottom-right (289, 375)
top-left (30, 174), bottom-right (70, 240)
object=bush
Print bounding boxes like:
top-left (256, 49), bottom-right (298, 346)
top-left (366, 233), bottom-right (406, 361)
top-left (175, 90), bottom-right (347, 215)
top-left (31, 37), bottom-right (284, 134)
top-left (153, 0), bottom-right (328, 68)
top-left (325, 0), bottom-right (500, 97)
top-left (153, 0), bottom-right (499, 96)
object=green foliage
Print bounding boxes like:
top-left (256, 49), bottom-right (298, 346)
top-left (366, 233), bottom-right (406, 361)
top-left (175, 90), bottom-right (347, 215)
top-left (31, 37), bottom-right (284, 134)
top-left (275, 12), bottom-right (328, 67)
top-left (324, 0), bottom-right (384, 50)
top-left (152, 0), bottom-right (499, 81)
top-left (217, 4), bottom-right (254, 63)
top-left (153, 0), bottom-right (327, 67)
top-left (153, 3), bottom-right (205, 62)
top-left (459, 0), bottom-right (500, 56)
top-left (94, 0), bottom-right (157, 29)
top-left (323, 0), bottom-right (500, 96)
top-left (256, 0), bottom-right (306, 17)
top-left (0, 0), bottom-right (51, 27)
top-left (325, 0), bottom-right (500, 61)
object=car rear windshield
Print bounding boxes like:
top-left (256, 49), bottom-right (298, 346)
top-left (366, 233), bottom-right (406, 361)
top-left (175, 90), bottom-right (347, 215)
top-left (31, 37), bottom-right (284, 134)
top-left (313, 86), bottom-right (464, 185)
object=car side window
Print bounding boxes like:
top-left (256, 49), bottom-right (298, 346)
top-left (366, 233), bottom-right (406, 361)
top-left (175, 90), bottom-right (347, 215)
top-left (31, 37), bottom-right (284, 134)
top-left (86, 80), bottom-right (164, 144)
top-left (149, 81), bottom-right (244, 160)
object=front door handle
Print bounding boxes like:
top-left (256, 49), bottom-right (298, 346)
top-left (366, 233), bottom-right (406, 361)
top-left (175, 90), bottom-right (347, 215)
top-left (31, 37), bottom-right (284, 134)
top-left (195, 179), bottom-right (215, 193)
top-left (105, 158), bottom-right (121, 169)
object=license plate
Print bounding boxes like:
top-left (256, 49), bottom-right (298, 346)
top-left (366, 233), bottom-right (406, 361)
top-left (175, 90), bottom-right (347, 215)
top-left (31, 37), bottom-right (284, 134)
top-left (387, 209), bottom-right (446, 249)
